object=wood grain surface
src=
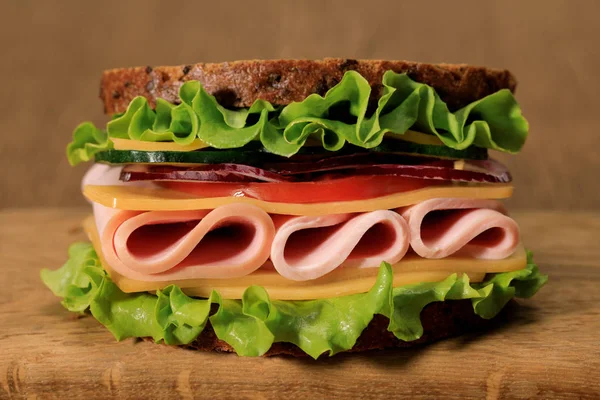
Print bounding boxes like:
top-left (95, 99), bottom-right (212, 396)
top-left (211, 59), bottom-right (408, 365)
top-left (1, 208), bottom-right (599, 399)
top-left (1, 0), bottom-right (599, 210)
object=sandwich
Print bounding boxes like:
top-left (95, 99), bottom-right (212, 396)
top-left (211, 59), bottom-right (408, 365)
top-left (41, 59), bottom-right (547, 358)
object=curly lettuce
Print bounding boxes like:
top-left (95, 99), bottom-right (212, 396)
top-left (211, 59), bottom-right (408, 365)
top-left (66, 70), bottom-right (528, 165)
top-left (41, 242), bottom-right (546, 358)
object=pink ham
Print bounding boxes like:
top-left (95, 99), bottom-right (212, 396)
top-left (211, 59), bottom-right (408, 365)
top-left (398, 198), bottom-right (519, 260)
top-left (270, 211), bottom-right (410, 281)
top-left (83, 164), bottom-right (124, 188)
top-left (93, 202), bottom-right (275, 281)
top-left (82, 164), bottom-right (151, 206)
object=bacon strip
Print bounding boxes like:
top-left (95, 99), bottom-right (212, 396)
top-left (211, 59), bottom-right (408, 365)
top-left (399, 198), bottom-right (519, 260)
top-left (269, 211), bottom-right (410, 281)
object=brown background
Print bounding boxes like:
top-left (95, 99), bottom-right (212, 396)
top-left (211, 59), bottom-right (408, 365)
top-left (1, 0), bottom-right (598, 210)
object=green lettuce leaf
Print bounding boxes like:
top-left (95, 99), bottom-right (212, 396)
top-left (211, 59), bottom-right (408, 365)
top-left (471, 250), bottom-right (548, 318)
top-left (66, 122), bottom-right (112, 166)
top-left (66, 70), bottom-right (528, 165)
top-left (41, 243), bottom-right (546, 358)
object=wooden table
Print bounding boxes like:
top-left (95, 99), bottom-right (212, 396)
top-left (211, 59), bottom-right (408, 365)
top-left (1, 208), bottom-right (599, 399)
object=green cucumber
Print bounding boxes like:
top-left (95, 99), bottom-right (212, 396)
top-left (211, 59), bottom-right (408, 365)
top-left (95, 149), bottom-right (269, 166)
top-left (95, 140), bottom-right (487, 165)
top-left (370, 140), bottom-right (488, 160)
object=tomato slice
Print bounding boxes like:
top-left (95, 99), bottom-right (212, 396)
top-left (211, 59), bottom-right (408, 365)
top-left (158, 175), bottom-right (439, 203)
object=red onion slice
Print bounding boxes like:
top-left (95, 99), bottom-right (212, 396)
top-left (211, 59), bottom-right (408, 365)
top-left (120, 158), bottom-right (511, 184)
top-left (121, 164), bottom-right (293, 183)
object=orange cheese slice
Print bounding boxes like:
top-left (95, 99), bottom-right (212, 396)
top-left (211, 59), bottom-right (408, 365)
top-left (84, 183), bottom-right (513, 215)
top-left (111, 138), bottom-right (210, 152)
top-left (83, 216), bottom-right (526, 300)
top-left (110, 130), bottom-right (444, 153)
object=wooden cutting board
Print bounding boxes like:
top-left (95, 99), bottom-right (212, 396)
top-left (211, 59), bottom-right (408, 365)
top-left (1, 208), bottom-right (599, 399)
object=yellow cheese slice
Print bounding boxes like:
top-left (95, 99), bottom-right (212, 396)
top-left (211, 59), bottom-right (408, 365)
top-left (83, 216), bottom-right (526, 300)
top-left (84, 183), bottom-right (513, 215)
top-left (386, 130), bottom-right (445, 146)
top-left (304, 130), bottom-right (444, 147)
top-left (112, 138), bottom-right (211, 152)
top-left (110, 130), bottom-right (442, 152)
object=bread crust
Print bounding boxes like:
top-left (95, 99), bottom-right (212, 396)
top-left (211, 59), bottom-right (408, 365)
top-left (100, 59), bottom-right (517, 114)
top-left (150, 299), bottom-right (494, 357)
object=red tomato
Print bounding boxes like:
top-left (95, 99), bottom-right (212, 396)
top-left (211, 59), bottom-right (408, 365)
top-left (158, 175), bottom-right (438, 203)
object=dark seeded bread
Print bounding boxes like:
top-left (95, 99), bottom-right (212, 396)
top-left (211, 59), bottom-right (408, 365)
top-left (101, 59), bottom-right (517, 114)
top-left (148, 299), bottom-right (499, 357)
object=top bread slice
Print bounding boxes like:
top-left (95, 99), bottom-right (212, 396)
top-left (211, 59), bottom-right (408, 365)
top-left (100, 58), bottom-right (517, 114)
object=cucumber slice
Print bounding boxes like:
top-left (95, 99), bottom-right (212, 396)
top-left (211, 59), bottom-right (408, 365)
top-left (370, 140), bottom-right (488, 160)
top-left (95, 140), bottom-right (487, 165)
top-left (95, 149), bottom-right (268, 166)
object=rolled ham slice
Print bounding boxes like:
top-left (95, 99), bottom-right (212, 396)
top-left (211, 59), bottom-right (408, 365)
top-left (93, 202), bottom-right (275, 281)
top-left (83, 164), bottom-right (124, 188)
top-left (270, 211), bottom-right (410, 281)
top-left (399, 198), bottom-right (519, 260)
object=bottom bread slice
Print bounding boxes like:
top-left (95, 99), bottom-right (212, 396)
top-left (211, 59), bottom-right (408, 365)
top-left (147, 299), bottom-right (505, 357)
